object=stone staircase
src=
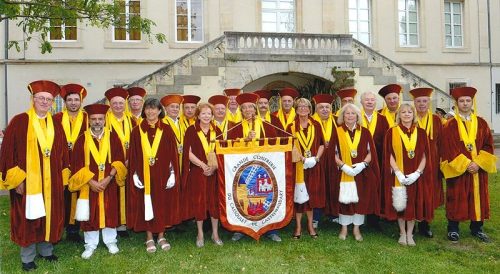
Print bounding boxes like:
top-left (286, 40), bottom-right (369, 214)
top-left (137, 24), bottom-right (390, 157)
top-left (128, 32), bottom-right (452, 108)
top-left (494, 133), bottom-right (500, 148)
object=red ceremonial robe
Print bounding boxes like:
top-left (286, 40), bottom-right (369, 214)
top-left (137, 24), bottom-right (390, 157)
top-left (362, 112), bottom-right (389, 215)
top-left (0, 113), bottom-right (69, 246)
top-left (382, 124), bottom-right (433, 221)
top-left (70, 130), bottom-right (125, 231)
top-left (317, 117), bottom-right (340, 217)
top-left (53, 111), bottom-right (88, 226)
top-left (331, 125), bottom-right (381, 216)
top-left (420, 114), bottom-right (444, 209)
top-left (287, 118), bottom-right (326, 212)
top-left (127, 120), bottom-right (181, 233)
top-left (441, 117), bottom-right (494, 221)
top-left (181, 122), bottom-right (222, 221)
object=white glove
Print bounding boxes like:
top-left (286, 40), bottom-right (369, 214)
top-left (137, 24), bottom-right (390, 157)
top-left (133, 173), bottom-right (144, 189)
top-left (341, 164), bottom-right (356, 177)
top-left (303, 157), bottom-right (317, 169)
top-left (166, 172), bottom-right (175, 189)
top-left (405, 171), bottom-right (421, 185)
top-left (351, 162), bottom-right (366, 176)
top-left (394, 170), bottom-right (408, 185)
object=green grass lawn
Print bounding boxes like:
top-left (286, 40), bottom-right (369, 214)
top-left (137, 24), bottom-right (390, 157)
top-left (1, 174), bottom-right (499, 273)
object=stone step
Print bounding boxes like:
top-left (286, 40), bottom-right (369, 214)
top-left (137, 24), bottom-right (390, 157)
top-left (191, 66), bottom-right (220, 77)
top-left (174, 75), bottom-right (201, 86)
top-left (373, 75), bottom-right (398, 85)
top-left (208, 57), bottom-right (226, 67)
top-left (352, 58), bottom-right (368, 68)
top-left (493, 134), bottom-right (500, 147)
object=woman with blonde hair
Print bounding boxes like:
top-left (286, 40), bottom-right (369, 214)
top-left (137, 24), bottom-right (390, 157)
top-left (182, 102), bottom-right (223, 247)
top-left (381, 103), bottom-right (432, 246)
top-left (287, 98), bottom-right (325, 239)
top-left (332, 103), bottom-right (380, 241)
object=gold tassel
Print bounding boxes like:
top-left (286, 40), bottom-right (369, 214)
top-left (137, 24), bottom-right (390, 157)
top-left (207, 151), bottom-right (218, 168)
top-left (292, 146), bottom-right (301, 163)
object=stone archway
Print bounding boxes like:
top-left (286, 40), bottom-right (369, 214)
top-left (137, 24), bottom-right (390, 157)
top-left (239, 72), bottom-right (335, 113)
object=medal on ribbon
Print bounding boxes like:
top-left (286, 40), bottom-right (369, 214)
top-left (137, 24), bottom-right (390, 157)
top-left (124, 141), bottom-right (129, 150)
top-left (466, 143), bottom-right (473, 152)
top-left (43, 148), bottom-right (51, 158)
top-left (408, 150), bottom-right (415, 159)
top-left (178, 144), bottom-right (183, 154)
top-left (351, 150), bottom-right (358, 158)
top-left (68, 142), bottom-right (73, 150)
top-left (304, 150), bottom-right (312, 157)
top-left (98, 163), bottom-right (105, 171)
top-left (149, 157), bottom-right (156, 166)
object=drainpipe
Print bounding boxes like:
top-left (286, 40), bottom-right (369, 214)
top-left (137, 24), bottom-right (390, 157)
top-left (487, 0), bottom-right (493, 125)
top-left (3, 19), bottom-right (8, 128)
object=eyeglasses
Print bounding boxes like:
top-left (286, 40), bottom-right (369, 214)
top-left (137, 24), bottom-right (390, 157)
top-left (33, 96), bottom-right (54, 103)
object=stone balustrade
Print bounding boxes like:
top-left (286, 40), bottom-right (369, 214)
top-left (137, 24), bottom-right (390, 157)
top-left (224, 32), bottom-right (353, 61)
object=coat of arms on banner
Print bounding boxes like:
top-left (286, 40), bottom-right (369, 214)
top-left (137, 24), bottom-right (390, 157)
top-left (216, 139), bottom-right (294, 240)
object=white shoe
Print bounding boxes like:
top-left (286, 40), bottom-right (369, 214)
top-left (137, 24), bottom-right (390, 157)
top-left (267, 234), bottom-right (282, 242)
top-left (331, 217), bottom-right (339, 223)
top-left (81, 247), bottom-right (95, 259)
top-left (231, 232), bottom-right (244, 241)
top-left (312, 220), bottom-right (319, 229)
top-left (106, 243), bottom-right (119, 254)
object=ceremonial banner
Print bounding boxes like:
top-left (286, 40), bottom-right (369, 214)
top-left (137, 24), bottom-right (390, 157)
top-left (216, 139), bottom-right (294, 240)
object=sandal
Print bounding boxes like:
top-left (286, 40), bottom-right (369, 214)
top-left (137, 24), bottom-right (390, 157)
top-left (145, 239), bottom-right (157, 253)
top-left (157, 238), bottom-right (171, 251)
top-left (292, 234), bottom-right (301, 240)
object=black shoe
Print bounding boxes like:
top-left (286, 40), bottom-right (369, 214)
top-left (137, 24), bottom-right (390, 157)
top-left (22, 261), bottom-right (37, 271)
top-left (471, 231), bottom-right (491, 243)
top-left (117, 230), bottom-right (129, 238)
top-left (447, 232), bottom-right (459, 242)
top-left (40, 254), bottom-right (58, 262)
top-left (66, 232), bottom-right (82, 243)
top-left (419, 228), bottom-right (434, 238)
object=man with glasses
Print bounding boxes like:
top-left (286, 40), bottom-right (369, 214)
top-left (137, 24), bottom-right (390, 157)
top-left (127, 87), bottom-right (146, 125)
top-left (105, 87), bottom-right (135, 237)
top-left (0, 80), bottom-right (70, 271)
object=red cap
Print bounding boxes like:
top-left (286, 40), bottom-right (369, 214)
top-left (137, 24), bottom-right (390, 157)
top-left (105, 87), bottom-right (128, 101)
top-left (279, 87), bottom-right (299, 99)
top-left (127, 87), bottom-right (146, 98)
top-left (28, 80), bottom-right (60, 97)
top-left (409, 87), bottom-right (433, 98)
top-left (60, 83), bottom-right (87, 100)
top-left (236, 93), bottom-right (259, 105)
top-left (182, 95), bottom-right (201, 105)
top-left (84, 104), bottom-right (109, 116)
top-left (378, 84), bottom-right (402, 98)
top-left (450, 87), bottom-right (477, 100)
top-left (337, 88), bottom-right (357, 100)
top-left (223, 88), bottom-right (242, 97)
top-left (253, 89), bottom-right (274, 100)
top-left (312, 94), bottom-right (335, 104)
top-left (160, 95), bottom-right (183, 107)
top-left (208, 95), bottom-right (229, 106)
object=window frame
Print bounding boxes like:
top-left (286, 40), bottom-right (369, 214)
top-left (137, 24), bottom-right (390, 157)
top-left (444, 0), bottom-right (463, 48)
top-left (175, 0), bottom-right (204, 43)
top-left (348, 0), bottom-right (372, 46)
top-left (112, 0), bottom-right (142, 42)
top-left (261, 0), bottom-right (296, 33)
top-left (398, 0), bottom-right (419, 47)
top-left (496, 84), bottom-right (500, 114)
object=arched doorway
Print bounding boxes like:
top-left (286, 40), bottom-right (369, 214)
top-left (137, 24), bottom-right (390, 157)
top-left (241, 72), bottom-right (336, 112)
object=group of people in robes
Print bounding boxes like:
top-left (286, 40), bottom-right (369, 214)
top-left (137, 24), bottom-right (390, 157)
top-left (0, 80), bottom-right (496, 272)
